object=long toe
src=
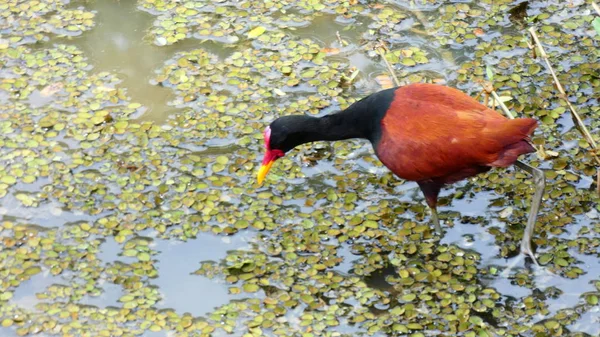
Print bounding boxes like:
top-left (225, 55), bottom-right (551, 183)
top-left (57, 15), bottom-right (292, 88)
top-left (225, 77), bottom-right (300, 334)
top-left (430, 210), bottom-right (443, 235)
top-left (434, 222), bottom-right (443, 235)
top-left (521, 241), bottom-right (539, 266)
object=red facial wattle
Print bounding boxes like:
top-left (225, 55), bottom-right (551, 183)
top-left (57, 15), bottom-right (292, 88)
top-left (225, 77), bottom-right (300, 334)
top-left (257, 126), bottom-right (284, 184)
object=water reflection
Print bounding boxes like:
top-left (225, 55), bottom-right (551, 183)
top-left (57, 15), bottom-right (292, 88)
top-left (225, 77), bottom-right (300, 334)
top-left (153, 233), bottom-right (253, 316)
top-left (65, 0), bottom-right (191, 122)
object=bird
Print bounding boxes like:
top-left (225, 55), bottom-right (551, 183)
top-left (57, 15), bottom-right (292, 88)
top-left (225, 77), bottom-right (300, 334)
top-left (257, 83), bottom-right (545, 264)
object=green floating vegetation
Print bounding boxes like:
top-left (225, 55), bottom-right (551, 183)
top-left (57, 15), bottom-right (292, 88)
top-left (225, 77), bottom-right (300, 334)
top-left (0, 0), bottom-right (598, 336)
top-left (0, 1), bottom-right (95, 44)
top-left (138, 0), bottom-right (371, 45)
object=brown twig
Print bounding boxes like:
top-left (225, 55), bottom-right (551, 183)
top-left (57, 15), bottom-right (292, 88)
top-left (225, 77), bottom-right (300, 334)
top-left (335, 31), bottom-right (346, 47)
top-left (375, 41), bottom-right (401, 87)
top-left (490, 91), bottom-right (516, 119)
top-left (528, 27), bottom-right (600, 193)
top-left (479, 80), bottom-right (515, 119)
top-left (592, 1), bottom-right (600, 15)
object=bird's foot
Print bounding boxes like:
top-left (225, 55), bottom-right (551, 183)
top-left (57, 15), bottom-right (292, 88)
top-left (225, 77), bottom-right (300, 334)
top-left (521, 241), bottom-right (539, 267)
top-left (430, 209), bottom-right (443, 235)
top-left (433, 222), bottom-right (443, 235)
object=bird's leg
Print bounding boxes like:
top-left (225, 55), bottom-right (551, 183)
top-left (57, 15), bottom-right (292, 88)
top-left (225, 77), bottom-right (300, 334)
top-left (430, 206), bottom-right (441, 234)
top-left (417, 181), bottom-right (443, 234)
top-left (514, 160), bottom-right (545, 266)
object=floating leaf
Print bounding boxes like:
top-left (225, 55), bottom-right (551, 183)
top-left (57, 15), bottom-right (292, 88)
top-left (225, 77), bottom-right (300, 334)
top-left (375, 74), bottom-right (394, 89)
top-left (486, 65), bottom-right (494, 81)
top-left (243, 283), bottom-right (259, 293)
top-left (499, 206), bottom-right (513, 218)
top-left (592, 17), bottom-right (600, 35)
top-left (321, 47), bottom-right (340, 55)
top-left (0, 176), bottom-right (16, 185)
top-left (248, 26), bottom-right (266, 39)
top-left (40, 83), bottom-right (64, 97)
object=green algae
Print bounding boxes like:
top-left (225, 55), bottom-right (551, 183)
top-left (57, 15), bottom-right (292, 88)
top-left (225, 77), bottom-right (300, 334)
top-left (0, 0), bottom-right (598, 336)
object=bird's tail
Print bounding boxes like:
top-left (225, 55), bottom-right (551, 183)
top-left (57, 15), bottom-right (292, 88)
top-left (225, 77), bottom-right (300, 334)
top-left (488, 118), bottom-right (538, 167)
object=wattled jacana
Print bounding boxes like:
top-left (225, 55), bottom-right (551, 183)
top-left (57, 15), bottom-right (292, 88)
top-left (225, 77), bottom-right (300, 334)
top-left (257, 83), bottom-right (545, 264)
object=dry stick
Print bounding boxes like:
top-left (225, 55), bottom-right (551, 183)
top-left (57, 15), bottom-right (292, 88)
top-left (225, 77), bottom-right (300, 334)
top-left (479, 81), bottom-right (515, 119)
top-left (335, 31), bottom-right (345, 47)
top-left (528, 28), bottom-right (598, 149)
top-left (528, 27), bottom-right (600, 193)
top-left (593, 1), bottom-right (600, 190)
top-left (592, 1), bottom-right (600, 15)
top-left (376, 44), bottom-right (401, 87)
top-left (492, 91), bottom-right (515, 119)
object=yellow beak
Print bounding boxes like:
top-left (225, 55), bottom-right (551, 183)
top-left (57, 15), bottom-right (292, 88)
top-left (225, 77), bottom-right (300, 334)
top-left (257, 160), bottom-right (274, 185)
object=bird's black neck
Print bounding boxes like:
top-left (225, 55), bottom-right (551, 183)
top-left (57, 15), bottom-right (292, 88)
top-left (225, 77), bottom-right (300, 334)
top-left (270, 88), bottom-right (395, 152)
top-left (309, 88), bottom-right (394, 144)
top-left (317, 108), bottom-right (373, 142)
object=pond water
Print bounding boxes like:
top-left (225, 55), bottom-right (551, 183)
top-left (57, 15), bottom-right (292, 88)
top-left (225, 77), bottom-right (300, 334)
top-left (0, 0), bottom-right (599, 336)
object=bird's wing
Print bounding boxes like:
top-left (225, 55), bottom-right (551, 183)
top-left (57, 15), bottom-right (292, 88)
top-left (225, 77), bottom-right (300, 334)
top-left (375, 85), bottom-right (536, 182)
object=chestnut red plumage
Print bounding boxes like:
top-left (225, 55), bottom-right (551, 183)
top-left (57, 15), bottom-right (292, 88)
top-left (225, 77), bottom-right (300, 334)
top-left (258, 83), bottom-right (545, 264)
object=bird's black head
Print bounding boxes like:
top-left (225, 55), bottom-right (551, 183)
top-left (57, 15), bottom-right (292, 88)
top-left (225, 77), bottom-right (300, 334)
top-left (257, 115), bottom-right (319, 184)
top-left (267, 115), bottom-right (320, 153)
